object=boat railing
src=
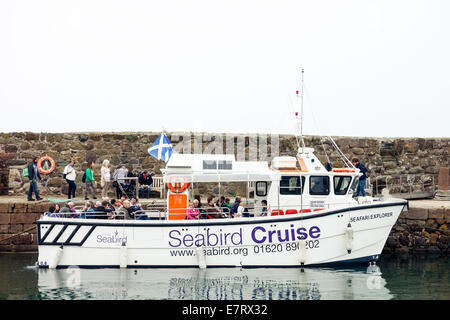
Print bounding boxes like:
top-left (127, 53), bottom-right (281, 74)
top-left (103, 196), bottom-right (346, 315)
top-left (372, 174), bottom-right (436, 199)
top-left (43, 201), bottom-right (362, 220)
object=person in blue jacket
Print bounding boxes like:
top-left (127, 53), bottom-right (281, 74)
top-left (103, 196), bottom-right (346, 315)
top-left (27, 157), bottom-right (43, 201)
top-left (352, 158), bottom-right (368, 197)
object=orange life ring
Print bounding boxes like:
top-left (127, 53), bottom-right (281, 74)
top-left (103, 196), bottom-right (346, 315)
top-left (37, 156), bottom-right (56, 174)
top-left (166, 182), bottom-right (190, 194)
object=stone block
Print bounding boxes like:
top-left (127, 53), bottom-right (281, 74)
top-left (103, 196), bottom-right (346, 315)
top-left (428, 208), bottom-right (444, 220)
top-left (407, 220), bottom-right (425, 231)
top-left (10, 213), bottom-right (38, 224)
top-left (12, 233), bottom-right (32, 245)
top-left (0, 244), bottom-right (13, 252)
top-left (13, 202), bottom-right (27, 213)
top-left (9, 224), bottom-right (23, 234)
top-left (445, 209), bottom-right (450, 224)
top-left (438, 167), bottom-right (449, 190)
top-left (395, 247), bottom-right (410, 254)
top-left (0, 203), bottom-right (9, 213)
top-left (23, 223), bottom-right (37, 233)
top-left (0, 214), bottom-right (11, 224)
top-left (11, 244), bottom-right (37, 252)
top-left (406, 207), bottom-right (428, 220)
top-left (430, 233), bottom-right (439, 244)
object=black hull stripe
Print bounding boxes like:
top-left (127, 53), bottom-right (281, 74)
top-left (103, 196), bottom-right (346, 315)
top-left (52, 224), bottom-right (68, 244)
top-left (36, 201), bottom-right (407, 229)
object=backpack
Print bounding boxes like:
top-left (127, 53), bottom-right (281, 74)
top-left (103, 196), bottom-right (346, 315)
top-left (22, 167), bottom-right (29, 178)
top-left (82, 172), bottom-right (86, 183)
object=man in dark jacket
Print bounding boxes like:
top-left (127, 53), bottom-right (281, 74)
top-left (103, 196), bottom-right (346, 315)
top-left (138, 171), bottom-right (153, 198)
top-left (352, 158), bottom-right (368, 197)
top-left (230, 197), bottom-right (241, 216)
top-left (28, 157), bottom-right (43, 201)
top-left (94, 200), bottom-right (113, 219)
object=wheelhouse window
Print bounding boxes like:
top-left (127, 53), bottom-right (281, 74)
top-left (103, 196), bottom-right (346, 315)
top-left (280, 176), bottom-right (305, 195)
top-left (310, 176), bottom-right (330, 195)
top-left (218, 160), bottom-right (232, 170)
top-left (349, 177), bottom-right (359, 194)
top-left (255, 181), bottom-right (267, 196)
top-left (203, 160), bottom-right (217, 170)
top-left (334, 176), bottom-right (352, 195)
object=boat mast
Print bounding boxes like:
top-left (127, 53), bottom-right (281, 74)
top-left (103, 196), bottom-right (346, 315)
top-left (298, 68), bottom-right (306, 152)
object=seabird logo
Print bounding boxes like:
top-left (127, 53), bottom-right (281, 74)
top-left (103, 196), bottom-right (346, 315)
top-left (96, 230), bottom-right (127, 245)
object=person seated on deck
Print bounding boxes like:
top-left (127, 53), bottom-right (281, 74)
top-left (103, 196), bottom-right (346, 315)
top-left (45, 205), bottom-right (61, 218)
top-left (93, 200), bottom-right (113, 219)
top-left (186, 200), bottom-right (200, 220)
top-left (130, 197), bottom-right (141, 208)
top-left (224, 198), bottom-right (232, 210)
top-left (116, 199), bottom-right (134, 220)
top-left (60, 201), bottom-right (77, 218)
top-left (117, 195), bottom-right (127, 206)
top-left (206, 196), bottom-right (224, 219)
top-left (81, 201), bottom-right (95, 219)
top-left (217, 196), bottom-right (231, 217)
top-left (230, 197), bottom-right (241, 217)
top-left (102, 197), bottom-right (116, 212)
top-left (110, 199), bottom-right (120, 210)
top-left (260, 200), bottom-right (268, 216)
top-left (235, 201), bottom-right (246, 218)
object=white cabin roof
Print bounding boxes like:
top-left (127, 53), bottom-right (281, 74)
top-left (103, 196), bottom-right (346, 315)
top-left (163, 153), bottom-right (272, 183)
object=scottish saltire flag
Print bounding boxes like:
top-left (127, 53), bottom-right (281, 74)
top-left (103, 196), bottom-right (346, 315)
top-left (148, 133), bottom-right (174, 162)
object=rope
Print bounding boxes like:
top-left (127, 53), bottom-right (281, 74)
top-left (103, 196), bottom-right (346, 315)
top-left (0, 225), bottom-right (36, 243)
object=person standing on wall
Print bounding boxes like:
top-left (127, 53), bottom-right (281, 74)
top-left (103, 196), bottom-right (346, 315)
top-left (101, 159), bottom-right (111, 198)
top-left (113, 165), bottom-right (127, 199)
top-left (352, 158), bottom-right (368, 197)
top-left (84, 161), bottom-right (97, 200)
top-left (63, 159), bottom-right (77, 199)
top-left (27, 157), bottom-right (43, 201)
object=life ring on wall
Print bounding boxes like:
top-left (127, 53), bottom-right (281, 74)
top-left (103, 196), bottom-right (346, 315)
top-left (166, 182), bottom-right (190, 194)
top-left (37, 156), bottom-right (56, 174)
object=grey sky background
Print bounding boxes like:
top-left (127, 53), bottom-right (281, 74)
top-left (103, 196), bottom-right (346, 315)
top-left (1, 0), bottom-right (449, 138)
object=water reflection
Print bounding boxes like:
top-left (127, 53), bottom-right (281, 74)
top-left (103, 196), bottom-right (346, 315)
top-left (36, 266), bottom-right (393, 300)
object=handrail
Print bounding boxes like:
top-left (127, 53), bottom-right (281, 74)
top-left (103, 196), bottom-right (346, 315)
top-left (43, 200), bottom-right (365, 221)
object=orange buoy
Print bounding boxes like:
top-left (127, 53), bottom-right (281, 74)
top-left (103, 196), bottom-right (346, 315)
top-left (37, 156), bottom-right (56, 174)
top-left (166, 182), bottom-right (190, 194)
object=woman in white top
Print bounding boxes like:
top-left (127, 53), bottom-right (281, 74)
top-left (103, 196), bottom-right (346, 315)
top-left (63, 160), bottom-right (77, 199)
top-left (100, 159), bottom-right (111, 198)
top-left (236, 201), bottom-right (246, 218)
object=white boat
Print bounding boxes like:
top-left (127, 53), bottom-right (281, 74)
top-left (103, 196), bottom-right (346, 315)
top-left (35, 72), bottom-right (407, 269)
top-left (36, 148), bottom-right (407, 268)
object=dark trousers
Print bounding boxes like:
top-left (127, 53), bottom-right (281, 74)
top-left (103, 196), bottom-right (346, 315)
top-left (28, 180), bottom-right (39, 200)
top-left (67, 179), bottom-right (76, 199)
top-left (116, 184), bottom-right (123, 199)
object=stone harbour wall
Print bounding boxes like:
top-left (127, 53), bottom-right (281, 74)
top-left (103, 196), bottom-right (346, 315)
top-left (384, 204), bottom-right (450, 255)
top-left (0, 199), bottom-right (449, 254)
top-left (0, 132), bottom-right (448, 196)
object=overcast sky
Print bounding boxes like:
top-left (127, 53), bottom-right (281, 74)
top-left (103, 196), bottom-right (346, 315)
top-left (1, 0), bottom-right (449, 138)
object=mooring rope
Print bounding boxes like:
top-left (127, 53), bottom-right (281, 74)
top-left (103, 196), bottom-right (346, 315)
top-left (0, 225), bottom-right (36, 243)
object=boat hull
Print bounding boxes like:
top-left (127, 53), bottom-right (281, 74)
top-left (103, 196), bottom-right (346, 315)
top-left (36, 200), bottom-right (407, 268)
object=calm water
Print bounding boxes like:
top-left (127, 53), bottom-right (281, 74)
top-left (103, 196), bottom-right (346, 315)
top-left (0, 253), bottom-right (448, 300)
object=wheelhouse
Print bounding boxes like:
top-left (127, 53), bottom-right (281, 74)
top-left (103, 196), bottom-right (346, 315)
top-left (162, 147), bottom-right (362, 219)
